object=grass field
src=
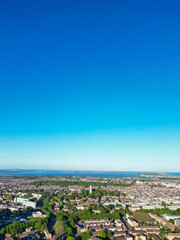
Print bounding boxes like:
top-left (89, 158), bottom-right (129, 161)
top-left (133, 212), bottom-right (151, 222)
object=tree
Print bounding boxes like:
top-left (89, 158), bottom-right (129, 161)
top-left (107, 231), bottom-right (112, 238)
top-left (99, 231), bottom-right (107, 239)
top-left (147, 234), bottom-right (152, 239)
top-left (10, 227), bottom-right (17, 236)
top-left (86, 229), bottom-right (92, 239)
top-left (79, 230), bottom-right (92, 240)
top-left (35, 219), bottom-right (43, 231)
top-left (169, 219), bottom-right (174, 224)
top-left (12, 220), bottom-right (18, 225)
top-left (66, 227), bottom-right (73, 236)
top-left (159, 229), bottom-right (165, 237)
top-left (70, 220), bottom-right (75, 228)
top-left (54, 221), bottom-right (65, 235)
top-left (40, 223), bottom-right (48, 232)
top-left (0, 228), bottom-right (5, 235)
top-left (67, 237), bottom-right (75, 240)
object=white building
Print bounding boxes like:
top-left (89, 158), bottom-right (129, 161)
top-left (32, 211), bottom-right (47, 218)
top-left (14, 197), bottom-right (36, 208)
top-left (162, 214), bottom-right (180, 221)
top-left (169, 205), bottom-right (180, 210)
top-left (89, 185), bottom-right (92, 194)
top-left (142, 205), bottom-right (156, 210)
top-left (175, 219), bottom-right (180, 227)
top-left (31, 193), bottom-right (42, 200)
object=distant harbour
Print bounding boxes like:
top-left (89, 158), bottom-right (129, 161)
top-left (0, 169), bottom-right (180, 178)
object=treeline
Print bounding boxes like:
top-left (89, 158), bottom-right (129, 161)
top-left (56, 208), bottom-right (129, 223)
top-left (31, 180), bottom-right (133, 188)
top-left (0, 218), bottom-right (49, 237)
top-left (54, 189), bottom-right (122, 200)
top-left (137, 207), bottom-right (180, 216)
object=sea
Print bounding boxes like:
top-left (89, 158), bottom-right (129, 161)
top-left (0, 169), bottom-right (179, 178)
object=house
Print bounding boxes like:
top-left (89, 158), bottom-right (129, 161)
top-left (127, 217), bottom-right (139, 227)
top-left (92, 210), bottom-right (101, 214)
top-left (175, 218), bottom-right (180, 227)
top-left (5, 234), bottom-right (14, 240)
top-left (149, 213), bottom-right (175, 231)
top-left (32, 211), bottom-right (47, 218)
top-left (106, 225), bottom-right (116, 232)
top-left (44, 229), bottom-right (52, 239)
top-left (51, 231), bottom-right (67, 240)
top-left (115, 219), bottom-right (124, 227)
top-left (116, 237), bottom-right (127, 240)
top-left (130, 230), bottom-right (146, 236)
top-left (161, 214), bottom-right (180, 221)
top-left (166, 233), bottom-right (180, 240)
top-left (126, 235), bottom-right (134, 240)
top-left (89, 236), bottom-right (102, 240)
top-left (114, 231), bottom-right (126, 237)
top-left (14, 197), bottom-right (36, 208)
top-left (151, 234), bottom-right (161, 240)
top-left (140, 226), bottom-right (160, 234)
top-left (135, 234), bottom-right (146, 240)
top-left (129, 205), bottom-right (141, 212)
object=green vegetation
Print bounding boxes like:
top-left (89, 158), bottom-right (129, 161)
top-left (66, 227), bottom-right (73, 236)
top-left (54, 221), bottom-right (65, 235)
top-left (55, 200), bottom-right (130, 223)
top-left (3, 194), bottom-right (13, 200)
top-left (133, 212), bottom-right (151, 222)
top-left (79, 229), bottom-right (92, 240)
top-left (66, 237), bottom-right (75, 240)
top-left (41, 196), bottom-right (53, 215)
top-left (0, 217), bottom-right (49, 237)
top-left (99, 230), bottom-right (107, 239)
top-left (31, 180), bottom-right (134, 188)
top-left (161, 201), bottom-right (166, 207)
top-left (137, 207), bottom-right (180, 216)
top-left (169, 219), bottom-right (175, 224)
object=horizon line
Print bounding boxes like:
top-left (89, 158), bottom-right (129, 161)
top-left (0, 169), bottom-right (179, 173)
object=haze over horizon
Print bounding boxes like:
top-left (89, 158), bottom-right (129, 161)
top-left (0, 0), bottom-right (180, 172)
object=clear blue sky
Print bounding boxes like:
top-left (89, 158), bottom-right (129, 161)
top-left (0, 0), bottom-right (179, 171)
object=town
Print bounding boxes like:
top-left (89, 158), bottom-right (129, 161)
top-left (0, 176), bottom-right (180, 240)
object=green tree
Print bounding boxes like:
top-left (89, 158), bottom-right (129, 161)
top-left (159, 229), bottom-right (165, 237)
top-left (99, 231), bottom-right (107, 239)
top-left (169, 219), bottom-right (174, 224)
top-left (79, 230), bottom-right (92, 240)
top-left (70, 220), bottom-right (75, 228)
top-left (54, 221), bottom-right (65, 235)
top-left (107, 231), bottom-right (112, 238)
top-left (12, 220), bottom-right (18, 225)
top-left (0, 228), bottom-right (5, 235)
top-left (86, 229), bottom-right (92, 239)
top-left (66, 227), bottom-right (73, 236)
top-left (35, 219), bottom-right (43, 231)
top-left (66, 237), bottom-right (75, 240)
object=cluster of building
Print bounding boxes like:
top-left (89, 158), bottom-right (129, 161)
top-left (77, 218), bottom-right (127, 234)
top-left (1, 176), bottom-right (180, 240)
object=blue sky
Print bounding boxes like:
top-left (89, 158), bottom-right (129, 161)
top-left (0, 0), bottom-right (179, 171)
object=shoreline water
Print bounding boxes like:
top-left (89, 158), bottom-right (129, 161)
top-left (0, 169), bottom-right (180, 178)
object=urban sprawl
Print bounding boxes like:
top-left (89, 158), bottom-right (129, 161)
top-left (1, 176), bottom-right (180, 240)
